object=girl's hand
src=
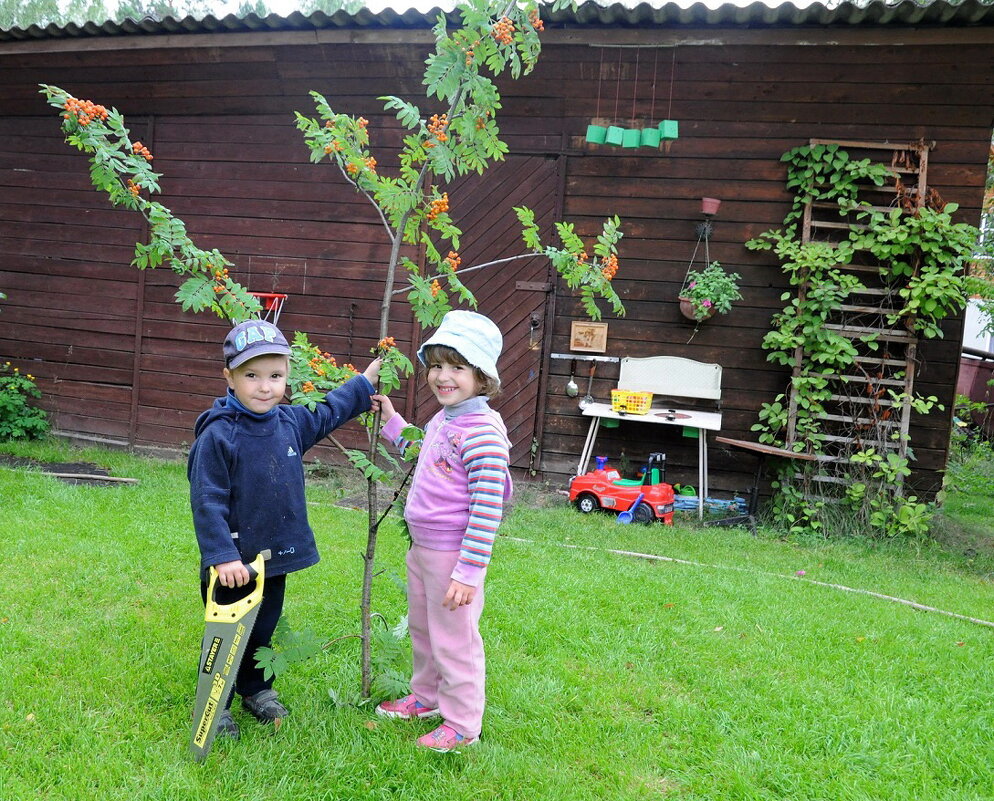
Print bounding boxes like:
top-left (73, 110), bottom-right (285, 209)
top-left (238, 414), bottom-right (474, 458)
top-left (372, 393), bottom-right (396, 423)
top-left (363, 357), bottom-right (383, 387)
top-left (215, 559), bottom-right (250, 588)
top-left (442, 579), bottom-right (476, 611)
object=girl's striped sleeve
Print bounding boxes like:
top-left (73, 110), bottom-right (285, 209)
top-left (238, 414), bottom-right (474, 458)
top-left (454, 424), bottom-right (510, 584)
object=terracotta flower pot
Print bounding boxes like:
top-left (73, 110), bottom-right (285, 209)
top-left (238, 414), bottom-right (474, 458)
top-left (679, 297), bottom-right (717, 322)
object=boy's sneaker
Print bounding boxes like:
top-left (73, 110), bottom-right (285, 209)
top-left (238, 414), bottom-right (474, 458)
top-left (375, 694), bottom-right (440, 720)
top-left (243, 689), bottom-right (290, 722)
top-left (416, 723), bottom-right (478, 753)
top-left (215, 710), bottom-right (240, 740)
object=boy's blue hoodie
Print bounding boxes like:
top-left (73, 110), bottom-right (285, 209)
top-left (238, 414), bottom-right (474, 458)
top-left (188, 374), bottom-right (373, 578)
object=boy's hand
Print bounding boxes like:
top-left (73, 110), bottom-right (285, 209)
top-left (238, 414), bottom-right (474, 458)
top-left (215, 559), bottom-right (251, 588)
top-left (363, 357), bottom-right (383, 388)
top-left (442, 579), bottom-right (476, 611)
top-left (372, 393), bottom-right (396, 423)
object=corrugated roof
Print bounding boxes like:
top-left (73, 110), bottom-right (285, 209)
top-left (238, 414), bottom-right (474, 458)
top-left (3, 0), bottom-right (994, 43)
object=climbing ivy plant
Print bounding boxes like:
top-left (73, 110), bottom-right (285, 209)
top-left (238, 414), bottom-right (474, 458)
top-left (747, 142), bottom-right (980, 538)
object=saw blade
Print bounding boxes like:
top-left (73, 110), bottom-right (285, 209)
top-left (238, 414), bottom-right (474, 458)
top-left (189, 552), bottom-right (266, 761)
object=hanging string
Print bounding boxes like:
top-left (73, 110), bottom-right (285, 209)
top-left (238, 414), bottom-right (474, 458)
top-left (595, 47), bottom-right (604, 120)
top-left (649, 48), bottom-right (659, 123)
top-left (613, 47), bottom-right (623, 121)
top-left (682, 220), bottom-right (711, 291)
top-left (667, 47), bottom-right (676, 119)
top-left (631, 47), bottom-right (640, 122)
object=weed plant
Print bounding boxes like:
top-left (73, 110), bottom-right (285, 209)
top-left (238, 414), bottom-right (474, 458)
top-left (1, 439), bottom-right (993, 800)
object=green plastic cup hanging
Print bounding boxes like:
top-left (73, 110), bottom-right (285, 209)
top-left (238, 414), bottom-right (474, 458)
top-left (622, 128), bottom-right (641, 148)
top-left (640, 127), bottom-right (661, 147)
top-left (605, 125), bottom-right (625, 146)
top-left (585, 124), bottom-right (607, 144)
top-left (659, 119), bottom-right (679, 139)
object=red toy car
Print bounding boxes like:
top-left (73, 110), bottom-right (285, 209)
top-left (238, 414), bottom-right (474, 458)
top-left (569, 452), bottom-right (675, 524)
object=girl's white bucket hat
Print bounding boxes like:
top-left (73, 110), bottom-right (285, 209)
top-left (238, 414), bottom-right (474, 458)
top-left (417, 310), bottom-right (502, 386)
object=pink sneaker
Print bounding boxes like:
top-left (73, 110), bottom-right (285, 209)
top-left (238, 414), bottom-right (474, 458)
top-left (375, 694), bottom-right (440, 720)
top-left (416, 723), bottom-right (479, 753)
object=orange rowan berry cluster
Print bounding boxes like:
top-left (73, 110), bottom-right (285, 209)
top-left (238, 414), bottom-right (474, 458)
top-left (528, 9), bottom-right (544, 31)
top-left (346, 163), bottom-right (360, 176)
top-left (427, 193), bottom-right (449, 221)
top-left (211, 265), bottom-right (230, 293)
top-left (301, 381), bottom-right (316, 393)
top-left (444, 251), bottom-right (461, 270)
top-left (132, 141), bottom-right (153, 162)
top-left (308, 357), bottom-right (327, 377)
top-left (601, 253), bottom-right (619, 281)
top-left (325, 120), bottom-right (333, 128)
top-left (126, 179), bottom-right (141, 197)
top-left (428, 114), bottom-right (449, 144)
top-left (357, 117), bottom-right (368, 129)
top-left (343, 363), bottom-right (358, 374)
top-left (430, 279), bottom-right (442, 298)
top-left (464, 39), bottom-right (480, 66)
top-left (62, 96), bottom-right (109, 126)
top-left (492, 16), bottom-right (515, 45)
top-left (364, 156), bottom-right (377, 172)
top-left (377, 336), bottom-right (397, 353)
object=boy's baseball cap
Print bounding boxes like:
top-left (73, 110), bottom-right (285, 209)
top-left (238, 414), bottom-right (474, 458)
top-left (417, 310), bottom-right (502, 386)
top-left (223, 320), bottom-right (291, 369)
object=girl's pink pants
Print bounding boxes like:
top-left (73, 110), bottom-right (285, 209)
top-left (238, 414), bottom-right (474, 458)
top-left (406, 544), bottom-right (486, 739)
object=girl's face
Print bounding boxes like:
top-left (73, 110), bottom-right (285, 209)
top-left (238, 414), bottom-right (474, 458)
top-left (426, 359), bottom-right (483, 408)
top-left (224, 354), bottom-right (288, 414)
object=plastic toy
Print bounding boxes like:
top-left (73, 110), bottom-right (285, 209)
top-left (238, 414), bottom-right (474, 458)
top-left (569, 453), bottom-right (675, 524)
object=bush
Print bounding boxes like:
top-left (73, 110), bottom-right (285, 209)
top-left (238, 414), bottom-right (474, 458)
top-left (0, 361), bottom-right (49, 440)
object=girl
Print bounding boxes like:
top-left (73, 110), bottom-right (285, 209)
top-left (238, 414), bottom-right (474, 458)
top-left (373, 310), bottom-right (512, 752)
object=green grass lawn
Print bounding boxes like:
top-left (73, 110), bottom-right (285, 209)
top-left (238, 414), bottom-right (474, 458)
top-left (1, 438), bottom-right (993, 800)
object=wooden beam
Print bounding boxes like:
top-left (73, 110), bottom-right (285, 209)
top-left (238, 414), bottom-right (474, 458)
top-left (4, 23), bottom-right (994, 56)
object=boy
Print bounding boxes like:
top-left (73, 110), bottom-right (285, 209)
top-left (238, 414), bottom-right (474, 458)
top-left (188, 318), bottom-right (380, 739)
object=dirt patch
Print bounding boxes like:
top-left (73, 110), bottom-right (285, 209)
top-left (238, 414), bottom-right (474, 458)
top-left (0, 454), bottom-right (125, 486)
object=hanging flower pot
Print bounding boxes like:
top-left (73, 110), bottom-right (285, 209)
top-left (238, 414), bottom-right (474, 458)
top-left (701, 197), bottom-right (721, 216)
top-left (679, 296), bottom-right (718, 322)
top-left (678, 262), bottom-right (742, 322)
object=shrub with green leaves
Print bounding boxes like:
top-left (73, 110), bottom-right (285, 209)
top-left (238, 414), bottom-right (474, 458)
top-left (0, 362), bottom-right (49, 440)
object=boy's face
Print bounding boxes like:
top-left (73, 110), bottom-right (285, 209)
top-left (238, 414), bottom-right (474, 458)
top-left (426, 359), bottom-right (483, 408)
top-left (224, 354), bottom-right (288, 414)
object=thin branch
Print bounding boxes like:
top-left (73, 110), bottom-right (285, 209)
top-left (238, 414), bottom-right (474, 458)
top-left (391, 252), bottom-right (540, 295)
top-left (337, 163), bottom-right (397, 241)
top-left (321, 634), bottom-right (363, 650)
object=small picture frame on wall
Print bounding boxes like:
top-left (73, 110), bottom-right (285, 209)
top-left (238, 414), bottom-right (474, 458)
top-left (570, 320), bottom-right (608, 353)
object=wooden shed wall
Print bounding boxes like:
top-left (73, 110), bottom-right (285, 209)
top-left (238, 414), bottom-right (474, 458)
top-left (1, 25), bottom-right (991, 500)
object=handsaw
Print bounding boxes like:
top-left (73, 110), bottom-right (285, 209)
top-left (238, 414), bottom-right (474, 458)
top-left (189, 550), bottom-right (269, 761)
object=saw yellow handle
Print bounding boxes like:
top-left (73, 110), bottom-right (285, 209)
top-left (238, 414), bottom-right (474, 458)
top-left (204, 552), bottom-right (266, 622)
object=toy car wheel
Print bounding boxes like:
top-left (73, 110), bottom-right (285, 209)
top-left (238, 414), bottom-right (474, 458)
top-left (632, 502), bottom-right (655, 524)
top-left (575, 493), bottom-right (600, 514)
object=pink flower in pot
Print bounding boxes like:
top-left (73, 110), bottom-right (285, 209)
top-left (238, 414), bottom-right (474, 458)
top-left (678, 261), bottom-right (742, 322)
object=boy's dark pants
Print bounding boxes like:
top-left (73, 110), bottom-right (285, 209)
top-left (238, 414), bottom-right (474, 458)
top-left (200, 573), bottom-right (287, 706)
